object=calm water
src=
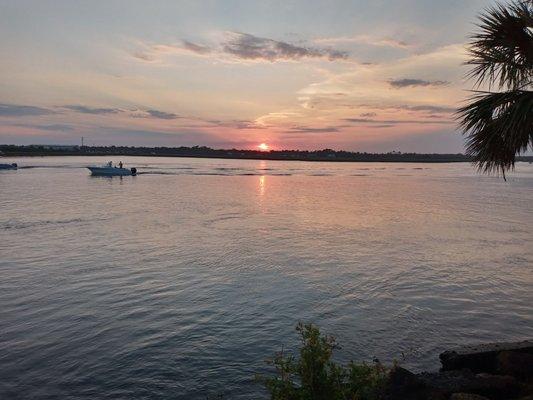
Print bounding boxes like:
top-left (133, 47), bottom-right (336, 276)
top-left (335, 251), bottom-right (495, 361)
top-left (1, 156), bottom-right (532, 399)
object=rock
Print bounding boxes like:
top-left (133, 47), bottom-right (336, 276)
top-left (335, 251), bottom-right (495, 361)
top-left (474, 373), bottom-right (522, 399)
top-left (384, 367), bottom-right (446, 400)
top-left (450, 394), bottom-right (490, 400)
top-left (385, 366), bottom-right (424, 399)
top-left (388, 367), bottom-right (424, 390)
top-left (418, 370), bottom-right (476, 394)
top-left (417, 370), bottom-right (523, 399)
top-left (440, 341), bottom-right (533, 373)
top-left (497, 351), bottom-right (533, 382)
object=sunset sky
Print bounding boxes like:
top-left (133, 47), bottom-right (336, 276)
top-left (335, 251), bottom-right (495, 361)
top-left (0, 0), bottom-right (496, 152)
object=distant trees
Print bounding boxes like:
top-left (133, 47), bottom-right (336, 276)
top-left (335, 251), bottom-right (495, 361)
top-left (458, 0), bottom-right (532, 178)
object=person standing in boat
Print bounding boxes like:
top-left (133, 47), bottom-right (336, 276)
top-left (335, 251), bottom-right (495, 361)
top-left (118, 161), bottom-right (123, 169)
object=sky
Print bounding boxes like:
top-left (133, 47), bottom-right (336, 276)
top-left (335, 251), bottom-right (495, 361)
top-left (0, 0), bottom-right (499, 152)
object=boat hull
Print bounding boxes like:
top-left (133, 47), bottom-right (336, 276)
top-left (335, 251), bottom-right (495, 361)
top-left (87, 167), bottom-right (135, 176)
top-left (0, 163), bottom-right (17, 170)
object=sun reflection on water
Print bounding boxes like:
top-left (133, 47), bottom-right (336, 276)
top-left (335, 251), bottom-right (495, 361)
top-left (259, 175), bottom-right (266, 197)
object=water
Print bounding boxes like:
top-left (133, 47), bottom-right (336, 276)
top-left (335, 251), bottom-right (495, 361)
top-left (1, 156), bottom-right (532, 399)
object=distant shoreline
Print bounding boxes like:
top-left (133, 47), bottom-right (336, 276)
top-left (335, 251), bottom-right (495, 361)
top-left (2, 145), bottom-right (532, 164)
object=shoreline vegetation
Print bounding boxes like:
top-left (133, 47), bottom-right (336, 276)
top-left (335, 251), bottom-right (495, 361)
top-left (2, 145), bottom-right (532, 164)
top-left (259, 324), bottom-right (533, 400)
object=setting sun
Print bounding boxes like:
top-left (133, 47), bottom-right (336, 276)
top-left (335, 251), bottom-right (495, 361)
top-left (258, 143), bottom-right (269, 151)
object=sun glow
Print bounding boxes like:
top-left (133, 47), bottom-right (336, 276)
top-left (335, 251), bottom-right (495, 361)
top-left (258, 143), bottom-right (269, 151)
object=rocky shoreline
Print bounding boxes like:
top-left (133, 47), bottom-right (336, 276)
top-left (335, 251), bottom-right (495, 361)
top-left (385, 340), bottom-right (533, 400)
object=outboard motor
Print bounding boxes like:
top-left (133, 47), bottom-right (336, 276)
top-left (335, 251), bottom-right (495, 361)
top-left (12, 163), bottom-right (17, 168)
top-left (130, 167), bottom-right (137, 176)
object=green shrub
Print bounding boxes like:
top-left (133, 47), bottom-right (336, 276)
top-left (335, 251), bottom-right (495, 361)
top-left (259, 323), bottom-right (389, 400)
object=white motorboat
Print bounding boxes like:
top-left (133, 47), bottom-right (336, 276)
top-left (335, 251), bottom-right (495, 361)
top-left (0, 163), bottom-right (17, 170)
top-left (87, 162), bottom-right (137, 176)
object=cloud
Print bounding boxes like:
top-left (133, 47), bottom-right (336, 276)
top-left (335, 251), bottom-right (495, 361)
top-left (132, 51), bottom-right (155, 62)
top-left (0, 103), bottom-right (54, 116)
top-left (132, 33), bottom-right (349, 64)
top-left (232, 120), bottom-right (267, 130)
top-left (64, 105), bottom-right (182, 120)
top-left (366, 124), bottom-right (395, 128)
top-left (181, 40), bottom-right (211, 55)
top-left (285, 126), bottom-right (340, 133)
top-left (222, 32), bottom-right (348, 62)
top-left (404, 105), bottom-right (455, 113)
top-left (151, 41), bottom-right (212, 56)
top-left (345, 118), bottom-right (381, 123)
top-left (297, 94), bottom-right (456, 116)
top-left (203, 119), bottom-right (267, 130)
top-left (64, 105), bottom-right (121, 114)
top-left (358, 104), bottom-right (456, 114)
top-left (11, 123), bottom-right (74, 132)
top-left (315, 35), bottom-right (410, 49)
top-left (389, 78), bottom-right (450, 88)
top-left (143, 109), bottom-right (181, 119)
top-left (133, 40), bottom-right (212, 62)
top-left (345, 118), bottom-right (453, 125)
top-left (348, 104), bottom-right (455, 114)
top-left (32, 124), bottom-right (74, 131)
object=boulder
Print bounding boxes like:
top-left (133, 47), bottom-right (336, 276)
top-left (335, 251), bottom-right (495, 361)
top-left (474, 373), bottom-right (523, 399)
top-left (497, 351), bottom-right (533, 382)
top-left (440, 341), bottom-right (533, 374)
top-left (417, 370), bottom-right (523, 399)
top-left (384, 367), bottom-right (446, 400)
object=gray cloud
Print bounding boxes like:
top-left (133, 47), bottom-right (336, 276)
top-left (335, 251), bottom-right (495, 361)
top-left (144, 109), bottom-right (181, 119)
top-left (285, 126), bottom-right (340, 133)
top-left (345, 118), bottom-right (377, 123)
top-left (366, 124), bottom-right (395, 128)
top-left (182, 40), bottom-right (211, 55)
top-left (389, 78), bottom-right (450, 88)
top-left (222, 32), bottom-right (348, 62)
top-left (133, 33), bottom-right (348, 64)
top-left (12, 123), bottom-right (74, 132)
top-left (32, 124), bottom-right (74, 131)
top-left (0, 103), bottom-right (54, 117)
top-left (345, 118), bottom-right (453, 125)
top-left (233, 120), bottom-right (266, 130)
top-left (404, 105), bottom-right (455, 113)
top-left (133, 51), bottom-right (155, 62)
top-left (300, 95), bottom-right (455, 115)
top-left (341, 103), bottom-right (456, 114)
top-left (201, 119), bottom-right (267, 130)
top-left (315, 36), bottom-right (410, 49)
top-left (64, 105), bottom-right (121, 114)
top-left (64, 105), bottom-right (182, 120)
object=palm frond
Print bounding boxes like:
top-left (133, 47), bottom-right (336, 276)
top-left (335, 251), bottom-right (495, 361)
top-left (457, 90), bottom-right (533, 177)
top-left (466, 0), bottom-right (533, 90)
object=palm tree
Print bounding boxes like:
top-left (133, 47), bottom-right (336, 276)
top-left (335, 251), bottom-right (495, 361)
top-left (458, 0), bottom-right (532, 178)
